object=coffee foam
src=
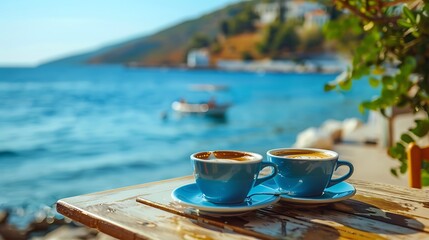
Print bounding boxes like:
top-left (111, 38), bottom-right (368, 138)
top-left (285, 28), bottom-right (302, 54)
top-left (208, 155), bottom-right (257, 162)
top-left (272, 150), bottom-right (334, 160)
top-left (206, 158), bottom-right (252, 163)
top-left (287, 154), bottom-right (328, 159)
top-left (194, 151), bottom-right (260, 163)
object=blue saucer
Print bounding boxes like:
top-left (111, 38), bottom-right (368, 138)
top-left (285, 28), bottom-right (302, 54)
top-left (171, 183), bottom-right (280, 213)
top-left (263, 180), bottom-right (356, 204)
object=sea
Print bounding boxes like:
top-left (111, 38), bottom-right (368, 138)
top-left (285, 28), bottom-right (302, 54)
top-left (0, 65), bottom-right (378, 227)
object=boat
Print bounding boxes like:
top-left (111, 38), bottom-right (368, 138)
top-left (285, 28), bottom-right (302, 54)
top-left (189, 84), bottom-right (229, 92)
top-left (171, 101), bottom-right (230, 117)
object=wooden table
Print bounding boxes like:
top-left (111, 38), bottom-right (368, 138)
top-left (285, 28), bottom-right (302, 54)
top-left (56, 176), bottom-right (429, 239)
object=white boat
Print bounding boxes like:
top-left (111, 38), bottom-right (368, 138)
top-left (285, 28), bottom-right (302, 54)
top-left (171, 101), bottom-right (230, 117)
top-left (189, 84), bottom-right (229, 92)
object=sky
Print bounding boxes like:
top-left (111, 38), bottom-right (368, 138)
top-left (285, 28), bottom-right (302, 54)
top-left (0, 0), bottom-right (239, 66)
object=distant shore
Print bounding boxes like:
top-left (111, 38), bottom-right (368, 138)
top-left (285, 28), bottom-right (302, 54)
top-left (125, 63), bottom-right (344, 74)
top-left (125, 55), bottom-right (349, 74)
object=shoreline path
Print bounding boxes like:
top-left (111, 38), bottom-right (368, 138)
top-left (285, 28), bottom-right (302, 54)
top-left (334, 143), bottom-right (407, 187)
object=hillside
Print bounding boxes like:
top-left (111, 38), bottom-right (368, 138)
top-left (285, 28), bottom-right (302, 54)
top-left (42, 1), bottom-right (251, 67)
top-left (211, 32), bottom-right (264, 63)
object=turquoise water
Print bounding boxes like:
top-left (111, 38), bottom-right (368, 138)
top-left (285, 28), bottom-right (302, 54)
top-left (0, 66), bottom-right (377, 226)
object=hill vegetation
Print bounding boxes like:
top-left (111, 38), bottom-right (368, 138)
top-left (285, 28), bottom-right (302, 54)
top-left (44, 1), bottom-right (250, 66)
top-left (43, 0), bottom-right (333, 67)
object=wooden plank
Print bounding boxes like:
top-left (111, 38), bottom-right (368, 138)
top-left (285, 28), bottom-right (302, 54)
top-left (136, 177), bottom-right (355, 239)
top-left (138, 193), bottom-right (346, 239)
top-left (58, 176), bottom-right (344, 239)
top-left (136, 177), bottom-right (429, 239)
top-left (57, 190), bottom-right (259, 239)
top-left (330, 193), bottom-right (429, 232)
top-left (348, 179), bottom-right (429, 202)
top-left (340, 179), bottom-right (429, 232)
top-left (57, 176), bottom-right (429, 240)
top-left (57, 176), bottom-right (261, 240)
top-left (266, 202), bottom-right (428, 239)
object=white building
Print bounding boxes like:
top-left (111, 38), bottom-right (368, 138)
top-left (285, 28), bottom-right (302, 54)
top-left (187, 49), bottom-right (210, 68)
top-left (254, 0), bottom-right (328, 25)
top-left (254, 2), bottom-right (280, 25)
top-left (304, 9), bottom-right (329, 28)
top-left (287, 0), bottom-right (326, 20)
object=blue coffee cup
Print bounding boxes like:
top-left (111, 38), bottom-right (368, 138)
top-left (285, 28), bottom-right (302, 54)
top-left (191, 150), bottom-right (278, 204)
top-left (267, 148), bottom-right (354, 197)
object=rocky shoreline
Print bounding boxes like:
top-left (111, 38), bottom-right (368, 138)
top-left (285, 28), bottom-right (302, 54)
top-left (0, 209), bottom-right (112, 240)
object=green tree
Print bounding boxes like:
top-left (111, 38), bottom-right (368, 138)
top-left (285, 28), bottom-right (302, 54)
top-left (257, 21), bottom-right (281, 54)
top-left (258, 21), bottom-right (300, 56)
top-left (277, 0), bottom-right (286, 23)
top-left (241, 51), bottom-right (254, 60)
top-left (188, 34), bottom-right (211, 49)
top-left (299, 28), bottom-right (325, 52)
top-left (220, 4), bottom-right (259, 36)
top-left (220, 20), bottom-right (230, 36)
top-left (323, 0), bottom-right (429, 183)
top-left (272, 24), bottom-right (299, 53)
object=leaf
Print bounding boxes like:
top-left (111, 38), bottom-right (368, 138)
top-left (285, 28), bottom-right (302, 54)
top-left (396, 142), bottom-right (405, 152)
top-left (358, 104), bottom-right (365, 114)
top-left (381, 76), bottom-right (394, 88)
top-left (416, 14), bottom-right (421, 24)
top-left (397, 19), bottom-right (413, 28)
top-left (400, 162), bottom-right (408, 174)
top-left (411, 119), bottom-right (429, 137)
top-left (360, 100), bottom-right (378, 110)
top-left (380, 108), bottom-right (388, 118)
top-left (339, 79), bottom-right (352, 90)
top-left (368, 77), bottom-right (379, 87)
top-left (386, 35), bottom-right (401, 47)
top-left (403, 56), bottom-right (417, 72)
top-left (404, 26), bottom-right (417, 37)
top-left (363, 21), bottom-right (374, 31)
top-left (388, 147), bottom-right (398, 158)
top-left (389, 142), bottom-right (406, 159)
top-left (372, 67), bottom-right (385, 75)
top-left (411, 30), bottom-right (420, 38)
top-left (400, 133), bottom-right (414, 143)
top-left (399, 154), bottom-right (407, 164)
top-left (422, 171), bottom-right (429, 186)
top-left (403, 7), bottom-right (416, 24)
top-left (390, 168), bottom-right (398, 177)
top-left (423, 161), bottom-right (429, 171)
top-left (324, 83), bottom-right (336, 91)
top-left (381, 88), bottom-right (396, 104)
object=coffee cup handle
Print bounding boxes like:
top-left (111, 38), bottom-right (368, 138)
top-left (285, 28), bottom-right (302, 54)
top-left (254, 162), bottom-right (278, 187)
top-left (327, 160), bottom-right (354, 188)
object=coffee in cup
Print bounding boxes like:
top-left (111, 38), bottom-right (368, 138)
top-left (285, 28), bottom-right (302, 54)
top-left (271, 149), bottom-right (333, 159)
top-left (267, 148), bottom-right (354, 197)
top-left (191, 150), bottom-right (278, 204)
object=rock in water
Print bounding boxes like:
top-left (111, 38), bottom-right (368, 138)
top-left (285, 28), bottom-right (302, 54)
top-left (342, 118), bottom-right (363, 139)
top-left (321, 119), bottom-right (343, 142)
top-left (293, 127), bottom-right (333, 149)
top-left (38, 225), bottom-right (97, 240)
